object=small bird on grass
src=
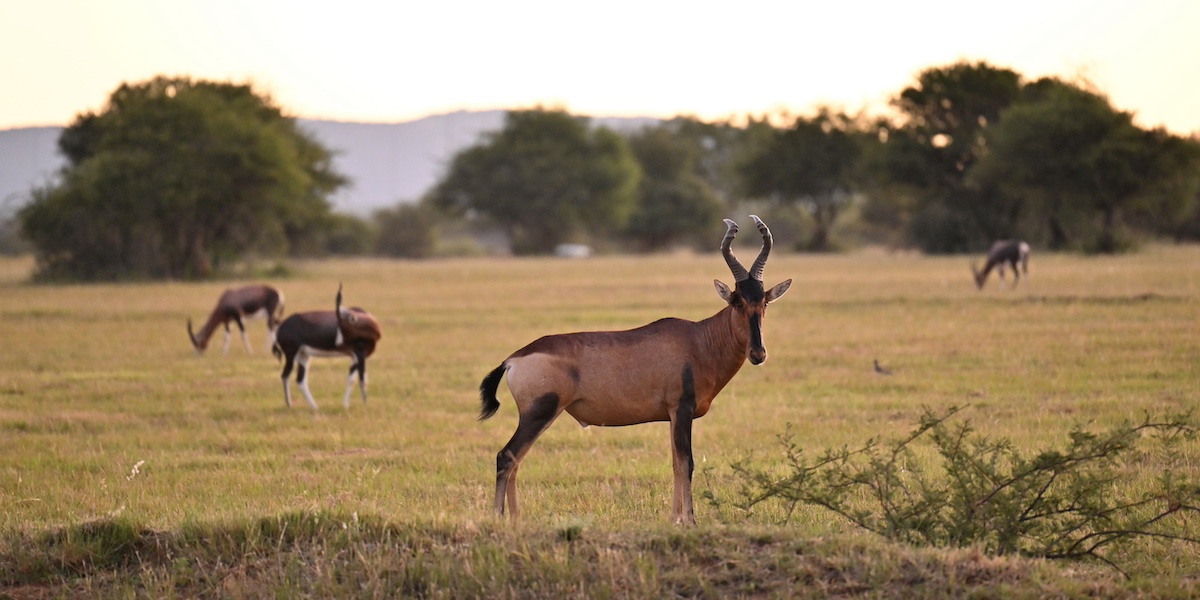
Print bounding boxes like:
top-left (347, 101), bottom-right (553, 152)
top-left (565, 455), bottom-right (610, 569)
top-left (873, 359), bottom-right (892, 375)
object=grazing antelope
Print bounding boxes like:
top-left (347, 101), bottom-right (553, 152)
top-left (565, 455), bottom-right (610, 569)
top-left (187, 285), bottom-right (285, 354)
top-left (272, 285), bottom-right (382, 411)
top-left (479, 216), bottom-right (792, 525)
top-left (971, 239), bottom-right (1031, 289)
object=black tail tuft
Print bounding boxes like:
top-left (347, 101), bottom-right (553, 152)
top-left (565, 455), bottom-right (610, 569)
top-left (478, 363), bottom-right (506, 421)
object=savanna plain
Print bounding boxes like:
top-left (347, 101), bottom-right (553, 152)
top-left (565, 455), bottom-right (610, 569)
top-left (1, 246), bottom-right (1198, 598)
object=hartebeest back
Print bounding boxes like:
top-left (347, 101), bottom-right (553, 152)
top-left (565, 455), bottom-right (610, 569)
top-left (479, 216), bottom-right (792, 525)
top-left (187, 284), bottom-right (284, 354)
top-left (971, 239), bottom-right (1031, 289)
top-left (272, 284), bottom-right (382, 411)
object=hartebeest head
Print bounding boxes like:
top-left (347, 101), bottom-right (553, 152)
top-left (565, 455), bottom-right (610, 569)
top-left (715, 215), bottom-right (792, 365)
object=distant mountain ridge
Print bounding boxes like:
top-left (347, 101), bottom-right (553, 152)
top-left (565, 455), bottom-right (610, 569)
top-left (0, 111), bottom-right (660, 217)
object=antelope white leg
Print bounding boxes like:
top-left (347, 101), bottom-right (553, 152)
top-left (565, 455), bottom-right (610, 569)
top-left (297, 352), bottom-right (319, 411)
top-left (343, 372), bottom-right (355, 408)
top-left (240, 330), bottom-right (252, 354)
top-left (222, 329), bottom-right (232, 354)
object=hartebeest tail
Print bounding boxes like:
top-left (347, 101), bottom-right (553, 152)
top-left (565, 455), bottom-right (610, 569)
top-left (971, 240), bottom-right (1030, 289)
top-left (479, 216), bottom-right (792, 525)
top-left (187, 284), bottom-right (285, 354)
top-left (272, 284), bottom-right (382, 411)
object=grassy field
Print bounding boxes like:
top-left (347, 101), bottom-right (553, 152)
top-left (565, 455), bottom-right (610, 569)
top-left (1, 245), bottom-right (1198, 597)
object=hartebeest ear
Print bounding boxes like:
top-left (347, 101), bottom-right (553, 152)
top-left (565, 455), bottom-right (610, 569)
top-left (714, 279), bottom-right (733, 302)
top-left (766, 279), bottom-right (792, 303)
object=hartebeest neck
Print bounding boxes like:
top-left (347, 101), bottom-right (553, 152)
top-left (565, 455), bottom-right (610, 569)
top-left (695, 305), bottom-right (755, 385)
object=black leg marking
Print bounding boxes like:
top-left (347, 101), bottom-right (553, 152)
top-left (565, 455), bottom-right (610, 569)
top-left (496, 393), bottom-right (560, 480)
top-left (296, 363), bottom-right (307, 385)
top-left (233, 315), bottom-right (245, 333)
top-left (675, 365), bottom-right (696, 479)
top-left (280, 352), bottom-right (295, 407)
top-left (357, 351), bottom-right (368, 403)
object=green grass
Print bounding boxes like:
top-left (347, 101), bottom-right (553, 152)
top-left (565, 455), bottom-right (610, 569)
top-left (1, 246), bottom-right (1198, 596)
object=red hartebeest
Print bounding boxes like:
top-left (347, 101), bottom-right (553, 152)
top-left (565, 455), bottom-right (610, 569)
top-left (479, 216), bottom-right (792, 525)
top-left (187, 285), bottom-right (284, 354)
top-left (971, 239), bottom-right (1031, 289)
top-left (272, 285), bottom-right (382, 411)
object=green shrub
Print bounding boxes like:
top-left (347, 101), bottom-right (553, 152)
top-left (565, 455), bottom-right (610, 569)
top-left (722, 406), bottom-right (1200, 576)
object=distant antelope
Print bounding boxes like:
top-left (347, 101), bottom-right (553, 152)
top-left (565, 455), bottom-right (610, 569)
top-left (272, 285), bottom-right (382, 411)
top-left (971, 240), bottom-right (1030, 289)
top-left (187, 285), bottom-right (285, 354)
top-left (479, 216), bottom-right (792, 525)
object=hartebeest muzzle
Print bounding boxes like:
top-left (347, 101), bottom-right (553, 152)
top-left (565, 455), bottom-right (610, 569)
top-left (748, 313), bottom-right (767, 365)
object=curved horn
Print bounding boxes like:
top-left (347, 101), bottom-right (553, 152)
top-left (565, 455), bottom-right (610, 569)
top-left (187, 318), bottom-right (199, 349)
top-left (747, 215), bottom-right (773, 282)
top-left (720, 219), bottom-right (749, 282)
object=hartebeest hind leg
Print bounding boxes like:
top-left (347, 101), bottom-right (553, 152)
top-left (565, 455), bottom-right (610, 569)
top-left (670, 366), bottom-right (698, 525)
top-left (495, 393), bottom-right (562, 517)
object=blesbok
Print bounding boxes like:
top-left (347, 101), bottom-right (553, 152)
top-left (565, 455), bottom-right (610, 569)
top-left (187, 285), bottom-right (285, 354)
top-left (479, 216), bottom-right (792, 525)
top-left (971, 239), bottom-right (1031, 289)
top-left (272, 285), bottom-right (382, 411)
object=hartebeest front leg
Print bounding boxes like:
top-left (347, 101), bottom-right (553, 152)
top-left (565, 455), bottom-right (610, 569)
top-left (670, 366), bottom-right (698, 525)
top-left (494, 393), bottom-right (562, 517)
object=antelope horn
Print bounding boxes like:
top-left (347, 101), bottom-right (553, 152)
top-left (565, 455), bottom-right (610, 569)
top-left (747, 215), bottom-right (772, 282)
top-left (720, 219), bottom-right (749, 282)
top-left (187, 318), bottom-right (199, 349)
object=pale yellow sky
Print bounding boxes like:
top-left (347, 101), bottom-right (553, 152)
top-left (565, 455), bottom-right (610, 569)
top-left (2, 0), bottom-right (1197, 134)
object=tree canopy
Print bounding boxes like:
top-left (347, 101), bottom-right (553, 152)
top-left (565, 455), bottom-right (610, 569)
top-left (864, 61), bottom-right (1200, 253)
top-left (970, 79), bottom-right (1200, 251)
top-left (738, 109), bottom-right (865, 251)
top-left (623, 122), bottom-right (724, 251)
top-left (427, 108), bottom-right (641, 255)
top-left (19, 76), bottom-right (346, 280)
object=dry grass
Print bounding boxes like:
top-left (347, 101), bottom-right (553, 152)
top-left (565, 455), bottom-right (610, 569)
top-left (0, 244), bottom-right (1198, 595)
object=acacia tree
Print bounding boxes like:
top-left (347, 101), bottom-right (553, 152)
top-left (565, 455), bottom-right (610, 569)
top-left (738, 109), bottom-right (864, 251)
top-left (19, 76), bottom-right (345, 280)
top-left (428, 108), bottom-right (641, 255)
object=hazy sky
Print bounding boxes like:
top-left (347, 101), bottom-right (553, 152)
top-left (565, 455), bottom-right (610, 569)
top-left (2, 0), bottom-right (1197, 134)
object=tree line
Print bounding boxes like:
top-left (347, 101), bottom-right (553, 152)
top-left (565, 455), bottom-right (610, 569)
top-left (10, 62), bottom-right (1200, 280)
